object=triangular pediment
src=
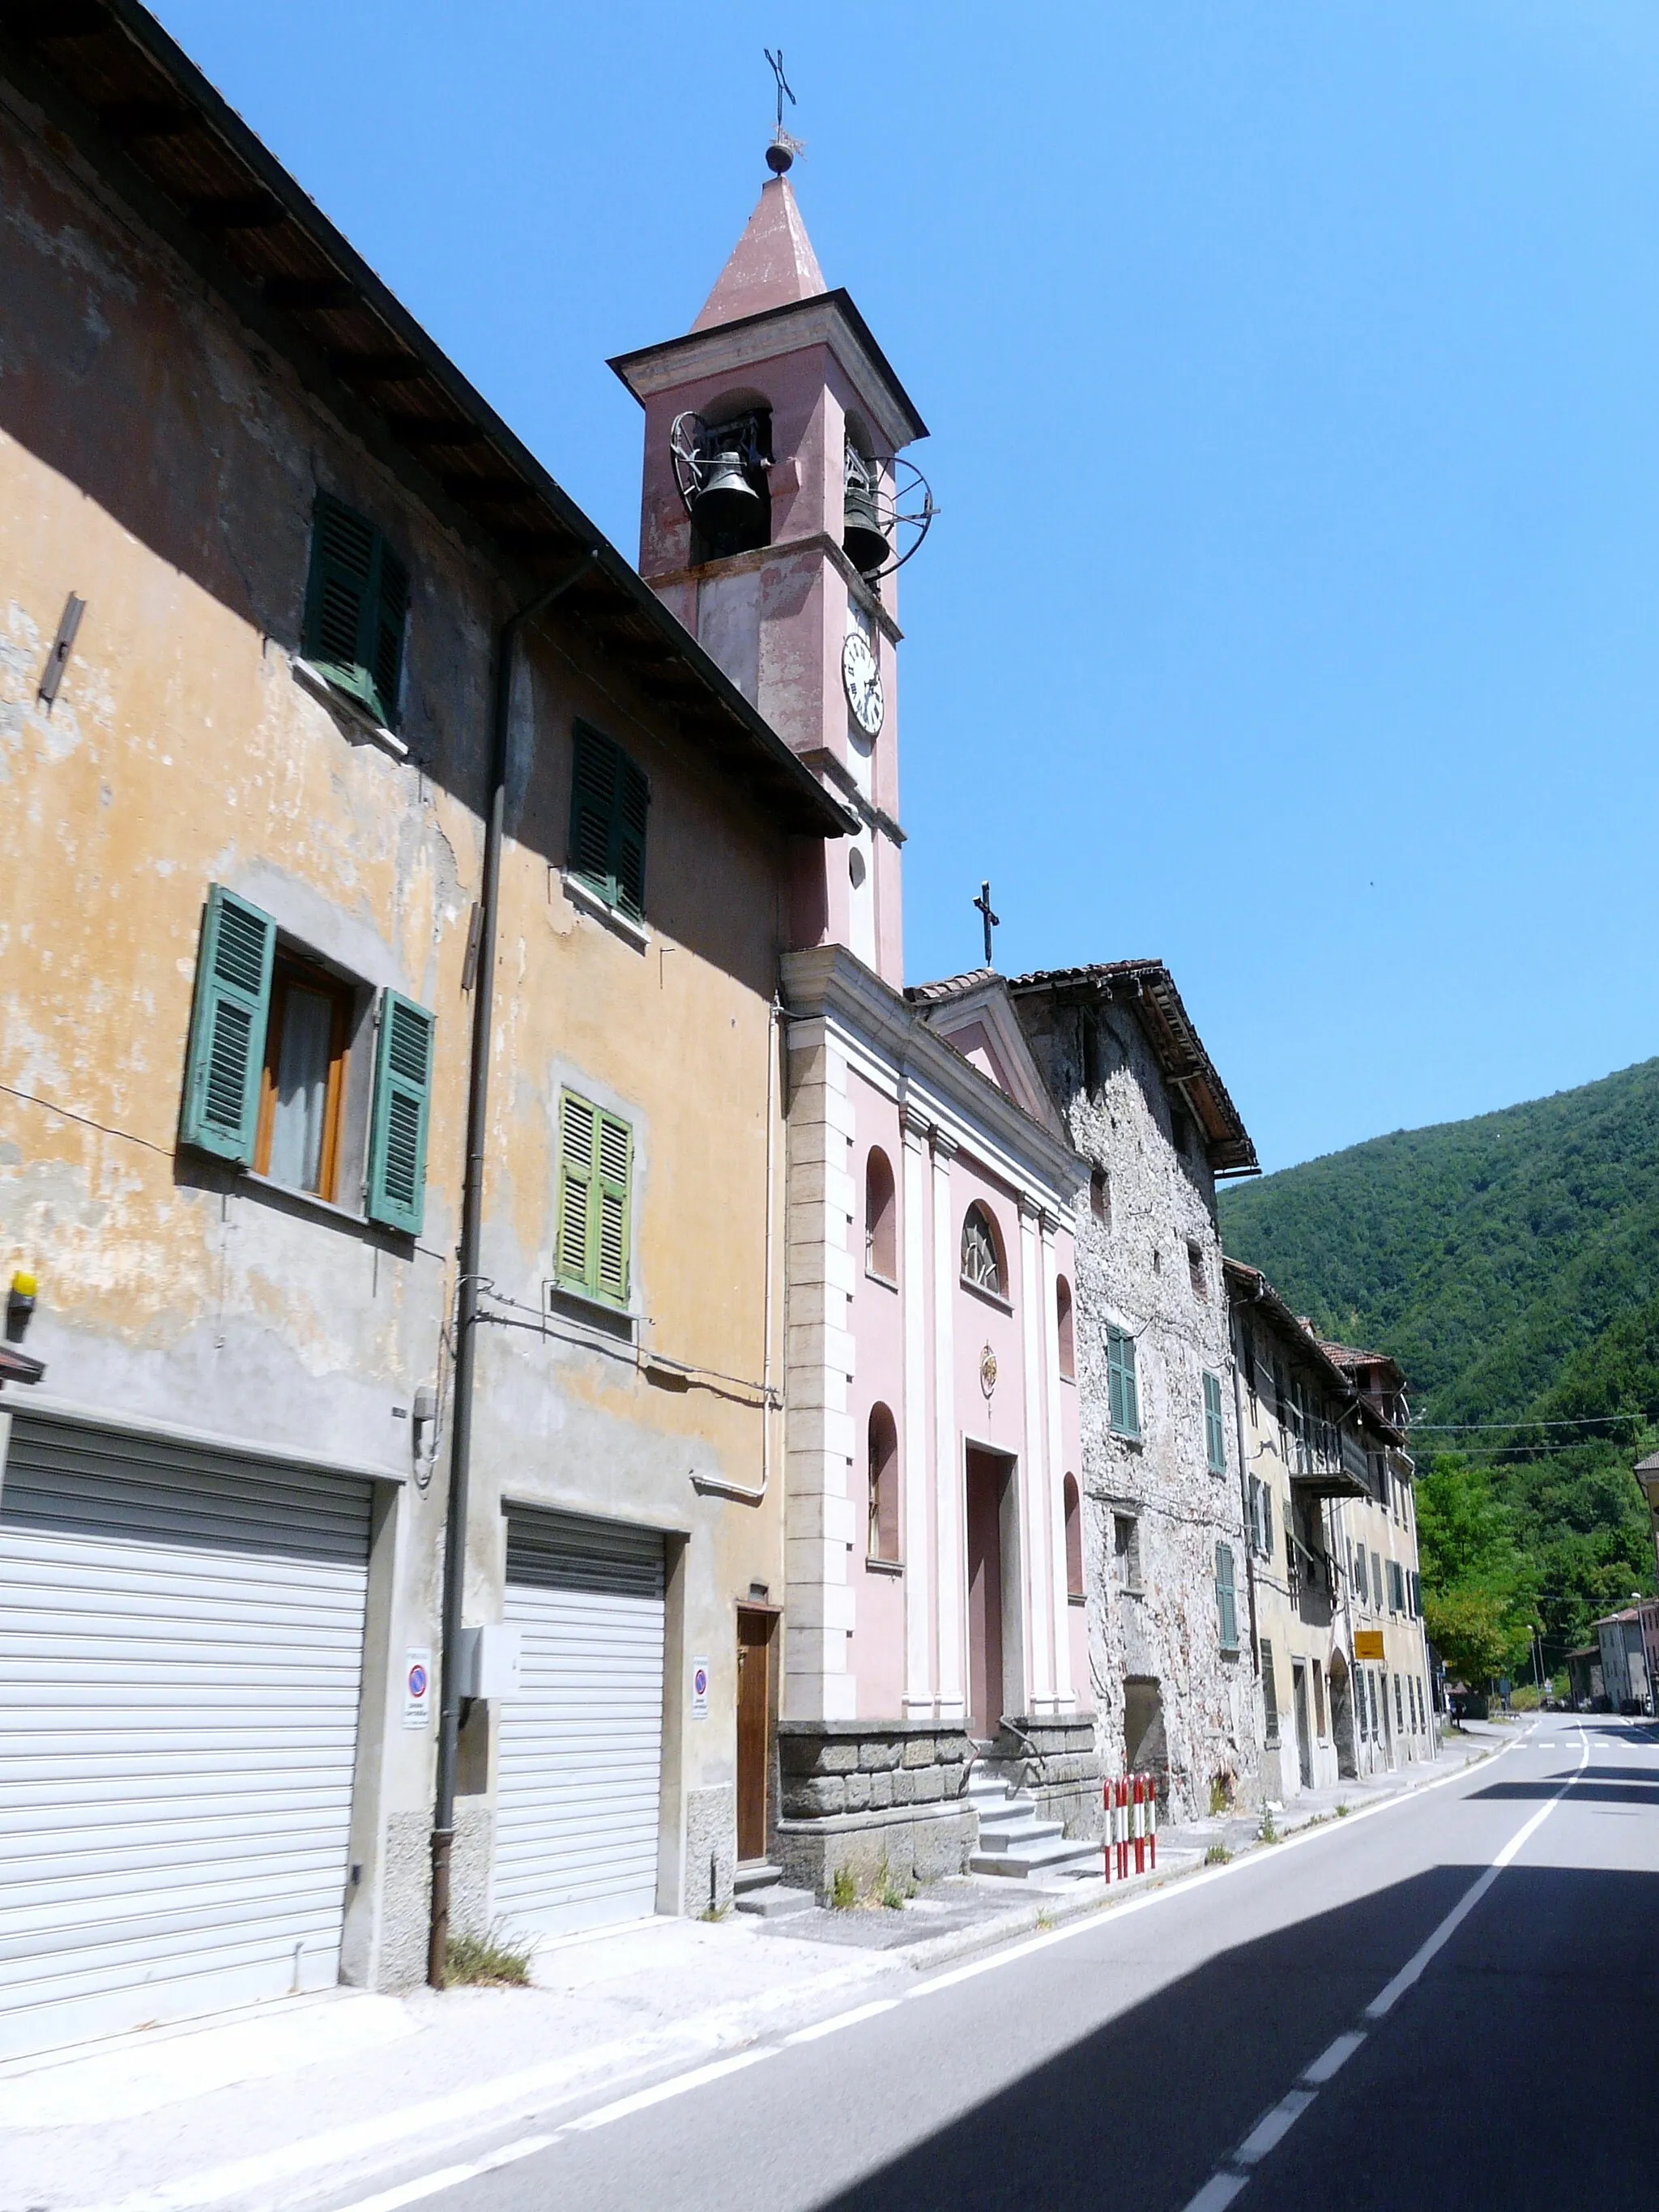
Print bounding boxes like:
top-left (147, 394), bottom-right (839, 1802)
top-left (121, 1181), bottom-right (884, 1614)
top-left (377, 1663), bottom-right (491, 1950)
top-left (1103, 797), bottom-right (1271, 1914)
top-left (911, 975), bottom-right (1067, 1140)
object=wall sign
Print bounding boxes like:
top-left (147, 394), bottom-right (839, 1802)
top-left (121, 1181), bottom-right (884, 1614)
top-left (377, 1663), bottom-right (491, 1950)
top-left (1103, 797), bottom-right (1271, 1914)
top-left (690, 1657), bottom-right (710, 1720)
top-left (403, 1647), bottom-right (433, 1730)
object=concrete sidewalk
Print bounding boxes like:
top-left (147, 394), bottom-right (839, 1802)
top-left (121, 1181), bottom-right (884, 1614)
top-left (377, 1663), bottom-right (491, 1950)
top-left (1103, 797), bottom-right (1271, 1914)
top-left (0, 1732), bottom-right (1508, 2212)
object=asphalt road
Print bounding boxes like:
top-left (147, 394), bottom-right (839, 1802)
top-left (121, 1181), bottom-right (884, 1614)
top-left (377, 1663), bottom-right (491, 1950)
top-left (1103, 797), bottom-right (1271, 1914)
top-left (343, 1720), bottom-right (1659, 2212)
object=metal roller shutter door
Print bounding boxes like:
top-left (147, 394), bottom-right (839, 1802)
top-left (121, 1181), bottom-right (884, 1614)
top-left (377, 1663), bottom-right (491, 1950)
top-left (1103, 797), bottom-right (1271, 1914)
top-left (0, 1415), bottom-right (373, 2060)
top-left (496, 1511), bottom-right (664, 1937)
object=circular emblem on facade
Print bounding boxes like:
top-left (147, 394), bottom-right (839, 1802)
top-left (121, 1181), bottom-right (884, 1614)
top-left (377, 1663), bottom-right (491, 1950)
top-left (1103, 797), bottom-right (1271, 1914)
top-left (979, 1344), bottom-right (998, 1400)
top-left (407, 1662), bottom-right (428, 1700)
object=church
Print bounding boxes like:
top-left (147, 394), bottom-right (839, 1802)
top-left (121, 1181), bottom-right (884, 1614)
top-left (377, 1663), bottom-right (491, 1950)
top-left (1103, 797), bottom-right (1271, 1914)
top-left (612, 152), bottom-right (1107, 1893)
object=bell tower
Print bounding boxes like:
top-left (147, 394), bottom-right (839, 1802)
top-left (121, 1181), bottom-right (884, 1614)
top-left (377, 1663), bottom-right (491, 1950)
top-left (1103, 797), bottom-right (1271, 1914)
top-left (609, 144), bottom-right (929, 986)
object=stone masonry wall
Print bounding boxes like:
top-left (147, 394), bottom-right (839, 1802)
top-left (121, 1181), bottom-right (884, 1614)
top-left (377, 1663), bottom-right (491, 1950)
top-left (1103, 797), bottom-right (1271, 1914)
top-left (1014, 991), bottom-right (1265, 1822)
top-left (774, 1719), bottom-right (976, 1899)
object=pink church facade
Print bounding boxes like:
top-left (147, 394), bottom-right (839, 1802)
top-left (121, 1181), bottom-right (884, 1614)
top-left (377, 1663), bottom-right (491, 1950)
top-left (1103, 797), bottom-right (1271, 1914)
top-left (615, 173), bottom-right (1098, 1891)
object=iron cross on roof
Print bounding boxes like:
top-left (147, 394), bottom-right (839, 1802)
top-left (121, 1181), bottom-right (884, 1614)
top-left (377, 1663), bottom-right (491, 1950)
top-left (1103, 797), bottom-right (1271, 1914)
top-left (973, 880), bottom-right (1000, 968)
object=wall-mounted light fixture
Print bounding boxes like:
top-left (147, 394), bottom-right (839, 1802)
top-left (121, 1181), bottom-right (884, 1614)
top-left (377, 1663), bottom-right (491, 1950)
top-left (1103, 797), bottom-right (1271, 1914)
top-left (6, 1271), bottom-right (37, 1344)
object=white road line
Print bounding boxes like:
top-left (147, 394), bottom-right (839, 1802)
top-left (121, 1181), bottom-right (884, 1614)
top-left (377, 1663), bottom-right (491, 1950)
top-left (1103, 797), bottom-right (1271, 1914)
top-left (1179, 1728), bottom-right (1593, 2212)
top-left (784, 2000), bottom-right (902, 2044)
top-left (1301, 2031), bottom-right (1366, 2086)
top-left (324, 2137), bottom-right (555, 2212)
top-left (909, 1729), bottom-right (1529, 2005)
top-left (1365, 1729), bottom-right (1586, 2022)
top-left (561, 2048), bottom-right (774, 2132)
top-left (1235, 2088), bottom-right (1315, 2164)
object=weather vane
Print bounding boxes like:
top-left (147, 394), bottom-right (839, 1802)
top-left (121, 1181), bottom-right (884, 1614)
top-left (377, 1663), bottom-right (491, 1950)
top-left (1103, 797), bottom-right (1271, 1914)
top-left (764, 47), bottom-right (803, 175)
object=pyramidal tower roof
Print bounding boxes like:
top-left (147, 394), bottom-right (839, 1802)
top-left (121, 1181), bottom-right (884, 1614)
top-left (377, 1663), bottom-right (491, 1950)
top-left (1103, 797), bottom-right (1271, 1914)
top-left (692, 176), bottom-right (825, 331)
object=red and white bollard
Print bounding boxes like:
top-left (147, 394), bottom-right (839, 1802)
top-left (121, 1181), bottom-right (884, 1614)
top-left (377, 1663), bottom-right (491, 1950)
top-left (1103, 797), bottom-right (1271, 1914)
top-left (1145, 1774), bottom-right (1157, 1869)
top-left (1132, 1774), bottom-right (1146, 1873)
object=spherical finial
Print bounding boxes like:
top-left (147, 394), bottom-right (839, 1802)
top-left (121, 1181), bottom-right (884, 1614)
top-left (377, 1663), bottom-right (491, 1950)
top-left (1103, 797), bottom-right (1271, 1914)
top-left (766, 134), bottom-right (794, 177)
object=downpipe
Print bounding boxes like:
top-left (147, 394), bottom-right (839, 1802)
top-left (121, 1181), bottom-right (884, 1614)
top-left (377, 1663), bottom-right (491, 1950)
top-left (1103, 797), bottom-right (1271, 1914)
top-left (428, 552), bottom-right (595, 1989)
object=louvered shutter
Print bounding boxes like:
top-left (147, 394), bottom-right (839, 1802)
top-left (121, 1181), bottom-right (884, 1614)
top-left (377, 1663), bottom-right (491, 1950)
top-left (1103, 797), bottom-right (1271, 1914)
top-left (303, 496), bottom-right (407, 729)
top-left (612, 757), bottom-right (649, 920)
top-left (180, 887), bottom-right (275, 1165)
top-left (1262, 1483), bottom-right (1273, 1561)
top-left (557, 1093), bottom-right (597, 1289)
top-left (365, 992), bottom-right (433, 1234)
top-left (568, 729), bottom-right (617, 898)
top-left (1108, 1330), bottom-right (1140, 1438)
top-left (595, 1111), bottom-right (631, 1301)
top-left (369, 544), bottom-right (409, 727)
top-left (1215, 1542), bottom-right (1237, 1652)
top-left (1203, 1371), bottom-right (1226, 1473)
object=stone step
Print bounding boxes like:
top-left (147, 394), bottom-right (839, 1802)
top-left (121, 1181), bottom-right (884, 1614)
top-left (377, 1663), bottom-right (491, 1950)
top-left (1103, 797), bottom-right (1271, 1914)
top-left (970, 1833), bottom-right (1104, 1879)
top-left (733, 1882), bottom-right (817, 1918)
top-left (977, 1813), bottom-right (1065, 1850)
top-left (733, 1861), bottom-right (784, 1895)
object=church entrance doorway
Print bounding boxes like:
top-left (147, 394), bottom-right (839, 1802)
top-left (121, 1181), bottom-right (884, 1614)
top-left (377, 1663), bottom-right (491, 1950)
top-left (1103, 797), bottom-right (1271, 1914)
top-left (965, 1447), bottom-right (1015, 1739)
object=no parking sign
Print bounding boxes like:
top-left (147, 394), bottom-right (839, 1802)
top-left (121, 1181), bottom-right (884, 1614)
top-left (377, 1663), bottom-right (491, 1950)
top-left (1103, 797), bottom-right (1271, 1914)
top-left (404, 1647), bottom-right (432, 1731)
top-left (690, 1657), bottom-right (710, 1720)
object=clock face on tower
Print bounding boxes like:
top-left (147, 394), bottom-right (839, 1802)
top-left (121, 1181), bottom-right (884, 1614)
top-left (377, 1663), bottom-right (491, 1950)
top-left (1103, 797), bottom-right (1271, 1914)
top-left (841, 630), bottom-right (885, 739)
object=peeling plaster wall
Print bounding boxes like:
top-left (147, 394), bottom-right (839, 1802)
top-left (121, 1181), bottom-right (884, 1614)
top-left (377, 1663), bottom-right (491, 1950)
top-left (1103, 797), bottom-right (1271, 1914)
top-left (1016, 993), bottom-right (1262, 1822)
top-left (0, 79), bottom-right (799, 1980)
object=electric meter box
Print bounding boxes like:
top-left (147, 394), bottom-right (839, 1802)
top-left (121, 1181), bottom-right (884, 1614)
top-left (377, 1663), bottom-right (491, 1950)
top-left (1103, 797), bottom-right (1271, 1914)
top-left (456, 1622), bottom-right (522, 1700)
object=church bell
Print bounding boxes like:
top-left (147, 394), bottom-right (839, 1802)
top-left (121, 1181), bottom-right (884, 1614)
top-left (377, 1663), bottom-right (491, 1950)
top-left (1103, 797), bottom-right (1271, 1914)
top-left (691, 449), bottom-right (761, 538)
top-left (843, 450), bottom-right (889, 576)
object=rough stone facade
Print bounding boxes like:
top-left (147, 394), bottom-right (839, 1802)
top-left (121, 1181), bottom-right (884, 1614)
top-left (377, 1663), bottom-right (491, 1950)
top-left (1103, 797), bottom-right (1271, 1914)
top-left (1012, 976), bottom-right (1265, 1823)
top-left (774, 1719), bottom-right (977, 1898)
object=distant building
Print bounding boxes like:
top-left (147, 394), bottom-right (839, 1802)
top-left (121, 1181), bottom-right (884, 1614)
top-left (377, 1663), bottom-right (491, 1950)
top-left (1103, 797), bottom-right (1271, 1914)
top-left (1594, 1609), bottom-right (1651, 1714)
top-left (1566, 1646), bottom-right (1604, 1709)
top-left (1226, 1264), bottom-right (1435, 1799)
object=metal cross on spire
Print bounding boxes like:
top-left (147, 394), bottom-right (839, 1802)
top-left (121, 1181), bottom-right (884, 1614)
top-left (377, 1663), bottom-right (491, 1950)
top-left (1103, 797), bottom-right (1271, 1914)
top-left (764, 48), bottom-right (802, 176)
top-left (973, 880), bottom-right (1000, 969)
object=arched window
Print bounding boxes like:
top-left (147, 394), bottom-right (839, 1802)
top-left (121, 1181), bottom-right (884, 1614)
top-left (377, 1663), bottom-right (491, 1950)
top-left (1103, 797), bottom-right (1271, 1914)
top-left (1056, 1276), bottom-right (1075, 1379)
top-left (867, 1404), bottom-right (899, 1562)
top-left (960, 1203), bottom-right (1004, 1297)
top-left (1064, 1474), bottom-right (1084, 1600)
top-left (865, 1147), bottom-right (896, 1283)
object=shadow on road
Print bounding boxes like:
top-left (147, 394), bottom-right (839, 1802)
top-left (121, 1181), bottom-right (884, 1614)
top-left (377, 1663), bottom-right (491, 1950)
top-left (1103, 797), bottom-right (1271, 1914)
top-left (1469, 1780), bottom-right (1659, 1804)
top-left (805, 1865), bottom-right (1659, 2212)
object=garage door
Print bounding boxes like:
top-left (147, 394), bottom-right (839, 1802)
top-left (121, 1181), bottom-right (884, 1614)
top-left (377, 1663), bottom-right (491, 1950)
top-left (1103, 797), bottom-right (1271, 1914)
top-left (495, 1511), bottom-right (664, 1937)
top-left (0, 1415), bottom-right (373, 2060)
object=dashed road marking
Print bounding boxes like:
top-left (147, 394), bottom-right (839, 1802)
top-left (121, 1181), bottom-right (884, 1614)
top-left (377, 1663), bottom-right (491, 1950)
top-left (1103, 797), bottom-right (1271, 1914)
top-left (1179, 1727), bottom-right (1591, 2211)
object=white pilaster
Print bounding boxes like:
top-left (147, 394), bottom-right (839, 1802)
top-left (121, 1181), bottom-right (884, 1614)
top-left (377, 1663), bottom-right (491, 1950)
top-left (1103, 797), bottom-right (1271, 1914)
top-left (1040, 1212), bottom-right (1076, 1711)
top-left (783, 1027), bottom-right (859, 1720)
top-left (1017, 1199), bottom-right (1051, 1713)
top-left (901, 1106), bottom-right (933, 1714)
top-left (930, 1130), bottom-right (964, 1720)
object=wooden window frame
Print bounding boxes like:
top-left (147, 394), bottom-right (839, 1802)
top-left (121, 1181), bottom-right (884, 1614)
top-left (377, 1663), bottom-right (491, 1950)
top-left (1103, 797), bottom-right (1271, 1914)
top-left (253, 951), bottom-right (353, 1202)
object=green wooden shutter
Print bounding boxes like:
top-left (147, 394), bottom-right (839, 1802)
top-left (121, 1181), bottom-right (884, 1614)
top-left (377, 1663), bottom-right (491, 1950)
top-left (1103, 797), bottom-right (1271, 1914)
top-left (612, 756), bottom-right (649, 920)
top-left (1215, 1542), bottom-right (1237, 1652)
top-left (555, 1092), bottom-right (633, 1303)
top-left (180, 885), bottom-right (275, 1165)
top-left (557, 1093), bottom-right (595, 1286)
top-left (569, 729), bottom-right (618, 899)
top-left (303, 495), bottom-right (407, 728)
top-left (595, 1110), bottom-right (632, 1301)
top-left (568, 725), bottom-right (649, 918)
top-left (1204, 1371), bottom-right (1226, 1473)
top-left (366, 991), bottom-right (433, 1234)
top-left (1108, 1330), bottom-right (1141, 1437)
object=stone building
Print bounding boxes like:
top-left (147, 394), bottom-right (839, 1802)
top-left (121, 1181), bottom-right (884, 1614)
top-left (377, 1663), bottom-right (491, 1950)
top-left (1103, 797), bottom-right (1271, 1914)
top-left (0, 1), bottom-right (844, 2055)
top-left (612, 173), bottom-right (1096, 1898)
top-left (1226, 1264), bottom-right (1435, 1792)
top-left (1009, 963), bottom-right (1262, 1822)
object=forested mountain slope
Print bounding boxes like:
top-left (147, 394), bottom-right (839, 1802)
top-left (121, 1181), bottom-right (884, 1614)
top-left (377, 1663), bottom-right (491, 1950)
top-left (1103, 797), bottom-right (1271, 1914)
top-left (1218, 1059), bottom-right (1659, 1657)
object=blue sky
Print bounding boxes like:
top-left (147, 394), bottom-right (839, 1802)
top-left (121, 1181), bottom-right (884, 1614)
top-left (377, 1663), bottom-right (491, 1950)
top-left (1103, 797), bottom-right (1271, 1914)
top-left (151, 2), bottom-right (1659, 1174)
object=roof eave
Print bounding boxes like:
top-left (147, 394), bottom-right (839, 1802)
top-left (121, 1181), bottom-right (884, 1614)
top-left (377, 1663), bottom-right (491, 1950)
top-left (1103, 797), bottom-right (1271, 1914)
top-left (6, 0), bottom-right (849, 844)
